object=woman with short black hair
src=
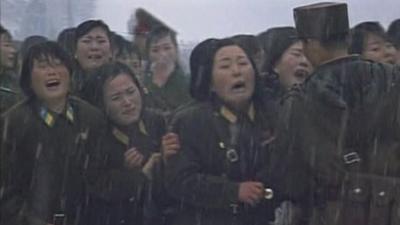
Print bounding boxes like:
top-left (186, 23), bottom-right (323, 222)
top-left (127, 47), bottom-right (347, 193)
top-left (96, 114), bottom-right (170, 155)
top-left (0, 41), bottom-right (107, 225)
top-left (349, 21), bottom-right (396, 64)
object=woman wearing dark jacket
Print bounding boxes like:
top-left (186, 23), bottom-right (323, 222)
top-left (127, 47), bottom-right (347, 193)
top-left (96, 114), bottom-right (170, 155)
top-left (142, 26), bottom-right (191, 117)
top-left (165, 38), bottom-right (281, 225)
top-left (72, 20), bottom-right (113, 96)
top-left (83, 62), bottom-right (179, 225)
top-left (258, 27), bottom-right (312, 99)
top-left (0, 41), bottom-right (107, 225)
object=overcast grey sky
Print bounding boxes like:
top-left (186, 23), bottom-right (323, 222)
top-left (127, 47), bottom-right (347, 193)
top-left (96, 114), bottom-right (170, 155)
top-left (96, 0), bottom-right (399, 42)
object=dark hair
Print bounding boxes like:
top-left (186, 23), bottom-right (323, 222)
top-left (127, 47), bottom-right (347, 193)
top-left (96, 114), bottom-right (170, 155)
top-left (349, 21), bottom-right (386, 54)
top-left (120, 42), bottom-right (141, 60)
top-left (190, 38), bottom-right (264, 104)
top-left (388, 19), bottom-right (400, 48)
top-left (258, 27), bottom-right (298, 73)
top-left (19, 35), bottom-right (48, 62)
top-left (74, 20), bottom-right (112, 47)
top-left (112, 33), bottom-right (141, 60)
top-left (82, 62), bottom-right (144, 112)
top-left (57, 27), bottom-right (76, 57)
top-left (231, 34), bottom-right (262, 58)
top-left (0, 24), bottom-right (11, 37)
top-left (145, 26), bottom-right (177, 59)
top-left (189, 38), bottom-right (218, 99)
top-left (20, 41), bottom-right (73, 98)
top-left (111, 32), bottom-right (125, 55)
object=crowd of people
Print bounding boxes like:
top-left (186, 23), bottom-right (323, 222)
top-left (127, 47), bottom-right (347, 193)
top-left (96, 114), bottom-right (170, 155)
top-left (1, 1), bottom-right (400, 225)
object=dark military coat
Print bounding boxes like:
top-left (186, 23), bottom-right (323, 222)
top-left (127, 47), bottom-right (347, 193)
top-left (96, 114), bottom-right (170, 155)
top-left (143, 67), bottom-right (191, 116)
top-left (165, 100), bottom-right (279, 225)
top-left (278, 56), bottom-right (400, 225)
top-left (0, 96), bottom-right (106, 225)
top-left (0, 70), bottom-right (20, 114)
top-left (86, 110), bottom-right (166, 225)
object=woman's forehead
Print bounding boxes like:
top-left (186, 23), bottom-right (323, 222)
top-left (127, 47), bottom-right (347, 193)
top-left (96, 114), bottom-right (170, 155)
top-left (33, 53), bottom-right (61, 62)
top-left (214, 45), bottom-right (247, 59)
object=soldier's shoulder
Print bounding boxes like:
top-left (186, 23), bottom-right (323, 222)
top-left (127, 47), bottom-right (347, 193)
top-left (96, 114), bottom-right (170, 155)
top-left (1, 99), bottom-right (33, 127)
top-left (352, 60), bottom-right (400, 86)
top-left (173, 101), bottom-right (211, 119)
top-left (347, 58), bottom-right (398, 75)
top-left (2, 98), bottom-right (29, 116)
top-left (141, 108), bottom-right (166, 129)
top-left (170, 101), bottom-right (213, 129)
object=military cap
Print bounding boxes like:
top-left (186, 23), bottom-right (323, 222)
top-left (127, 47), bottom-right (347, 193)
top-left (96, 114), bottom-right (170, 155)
top-left (133, 8), bottom-right (176, 35)
top-left (293, 2), bottom-right (349, 40)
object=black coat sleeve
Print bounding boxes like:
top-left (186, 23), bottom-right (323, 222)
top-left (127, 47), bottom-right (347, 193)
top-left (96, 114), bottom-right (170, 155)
top-left (165, 108), bottom-right (239, 210)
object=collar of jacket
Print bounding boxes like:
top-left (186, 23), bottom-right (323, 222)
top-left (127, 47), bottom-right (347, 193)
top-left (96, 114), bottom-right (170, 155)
top-left (218, 103), bottom-right (255, 124)
top-left (36, 100), bottom-right (74, 127)
top-left (318, 54), bottom-right (360, 68)
top-left (0, 86), bottom-right (17, 95)
top-left (112, 120), bottom-right (148, 146)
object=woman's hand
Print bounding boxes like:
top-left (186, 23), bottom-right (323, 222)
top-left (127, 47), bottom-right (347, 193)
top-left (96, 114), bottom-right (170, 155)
top-left (142, 153), bottom-right (162, 179)
top-left (124, 147), bottom-right (144, 169)
top-left (238, 181), bottom-right (265, 206)
top-left (162, 132), bottom-right (180, 163)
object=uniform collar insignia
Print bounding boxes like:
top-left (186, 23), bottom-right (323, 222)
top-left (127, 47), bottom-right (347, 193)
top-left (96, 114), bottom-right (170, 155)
top-left (219, 103), bottom-right (255, 124)
top-left (248, 104), bottom-right (255, 121)
top-left (112, 127), bottom-right (130, 146)
top-left (65, 104), bottom-right (74, 123)
top-left (220, 106), bottom-right (237, 123)
top-left (320, 54), bottom-right (360, 66)
top-left (40, 107), bottom-right (55, 127)
top-left (0, 86), bottom-right (17, 94)
top-left (112, 120), bottom-right (147, 146)
top-left (38, 103), bottom-right (74, 127)
top-left (142, 87), bottom-right (150, 95)
top-left (139, 120), bottom-right (148, 136)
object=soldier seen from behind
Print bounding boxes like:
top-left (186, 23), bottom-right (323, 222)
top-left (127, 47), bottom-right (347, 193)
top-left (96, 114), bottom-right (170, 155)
top-left (387, 19), bottom-right (400, 65)
top-left (278, 2), bottom-right (400, 225)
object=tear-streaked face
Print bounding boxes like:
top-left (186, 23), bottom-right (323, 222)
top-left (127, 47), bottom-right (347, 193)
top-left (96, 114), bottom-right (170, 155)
top-left (274, 41), bottom-right (313, 89)
top-left (31, 56), bottom-right (70, 103)
top-left (76, 27), bottom-right (112, 72)
top-left (211, 45), bottom-right (255, 110)
top-left (103, 74), bottom-right (142, 126)
top-left (148, 35), bottom-right (178, 66)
